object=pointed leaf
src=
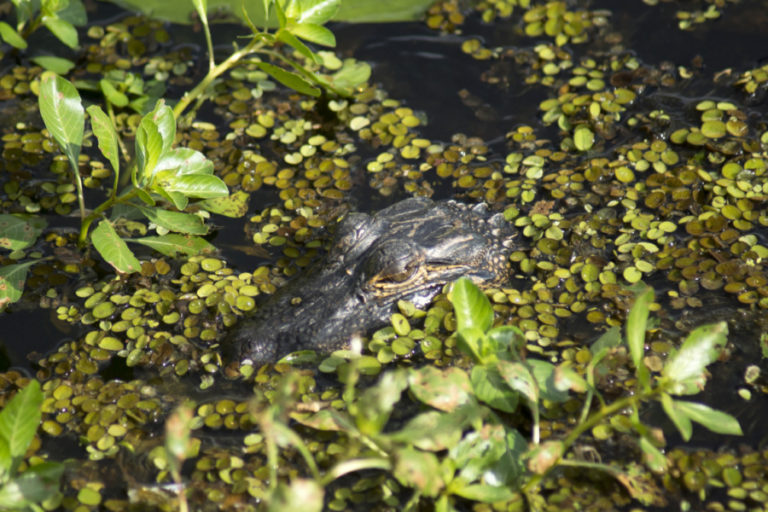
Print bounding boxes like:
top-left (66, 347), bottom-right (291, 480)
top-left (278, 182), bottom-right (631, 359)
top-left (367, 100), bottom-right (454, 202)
top-left (135, 115), bottom-right (163, 185)
top-left (91, 220), bottom-right (141, 273)
top-left (626, 287), bottom-right (653, 388)
top-left (130, 234), bottom-right (215, 257)
top-left (31, 56), bottom-right (75, 74)
top-left (86, 105), bottom-right (120, 176)
top-left (0, 22), bottom-right (27, 49)
top-left (660, 393), bottom-right (692, 441)
top-left (147, 100), bottom-right (176, 154)
top-left (639, 436), bottom-right (667, 472)
top-left (0, 380), bottom-right (42, 459)
top-left (288, 22), bottom-right (335, 47)
top-left (256, 62), bottom-right (320, 97)
top-left (0, 260), bottom-right (37, 310)
top-left (159, 174), bottom-right (229, 199)
top-left (42, 16), bottom-right (78, 48)
top-left (99, 78), bottom-right (128, 107)
top-left (277, 29), bottom-right (318, 63)
top-left (133, 205), bottom-right (207, 235)
top-left (451, 276), bottom-right (493, 333)
top-left (38, 72), bottom-right (84, 171)
top-left (673, 400), bottom-right (742, 436)
top-left (627, 286), bottom-right (653, 369)
top-left (663, 322), bottom-right (728, 394)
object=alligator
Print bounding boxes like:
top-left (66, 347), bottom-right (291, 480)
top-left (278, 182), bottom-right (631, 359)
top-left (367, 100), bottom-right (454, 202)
top-left (226, 197), bottom-right (516, 366)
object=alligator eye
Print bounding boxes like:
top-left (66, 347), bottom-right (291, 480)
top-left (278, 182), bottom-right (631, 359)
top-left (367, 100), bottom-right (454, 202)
top-left (364, 240), bottom-right (424, 287)
top-left (377, 260), bottom-right (418, 283)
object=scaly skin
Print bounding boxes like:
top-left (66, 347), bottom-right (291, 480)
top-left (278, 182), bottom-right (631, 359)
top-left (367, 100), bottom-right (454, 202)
top-left (227, 197), bottom-right (516, 366)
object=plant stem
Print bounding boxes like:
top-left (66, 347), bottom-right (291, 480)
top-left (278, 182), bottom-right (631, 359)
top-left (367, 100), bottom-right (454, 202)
top-left (172, 37), bottom-right (265, 121)
top-left (521, 386), bottom-right (664, 494)
top-left (78, 188), bottom-right (140, 247)
top-left (68, 156), bottom-right (87, 222)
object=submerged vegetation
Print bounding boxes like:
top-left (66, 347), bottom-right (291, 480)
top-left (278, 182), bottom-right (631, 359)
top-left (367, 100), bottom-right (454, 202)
top-left (0, 0), bottom-right (767, 510)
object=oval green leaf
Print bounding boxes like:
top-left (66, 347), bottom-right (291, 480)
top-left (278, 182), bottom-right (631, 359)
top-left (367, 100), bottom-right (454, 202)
top-left (86, 105), bottom-right (120, 177)
top-left (91, 220), bottom-right (141, 273)
top-left (39, 72), bottom-right (84, 170)
top-left (451, 276), bottom-right (493, 333)
top-left (256, 62), bottom-right (320, 97)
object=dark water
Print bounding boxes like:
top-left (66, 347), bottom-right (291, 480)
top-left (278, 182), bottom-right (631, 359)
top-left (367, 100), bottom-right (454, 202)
top-left (3, 1), bottom-right (768, 451)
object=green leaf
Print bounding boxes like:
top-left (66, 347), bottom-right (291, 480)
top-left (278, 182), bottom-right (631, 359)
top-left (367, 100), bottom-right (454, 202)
top-left (496, 360), bottom-right (538, 405)
top-left (99, 78), bottom-right (128, 107)
top-left (56, 0), bottom-right (88, 25)
top-left (294, 0), bottom-right (339, 24)
top-left (639, 436), bottom-right (667, 472)
top-left (135, 114), bottom-right (163, 185)
top-left (0, 464), bottom-right (64, 508)
top-left (38, 72), bottom-right (84, 172)
top-left (0, 214), bottom-right (47, 251)
top-left (660, 392), bottom-right (692, 441)
top-left (266, 479), bottom-right (323, 512)
top-left (287, 22), bottom-right (335, 47)
top-left (130, 234), bottom-right (215, 257)
top-left (451, 276), bottom-right (493, 333)
top-left (256, 62), bottom-right (320, 97)
top-left (91, 220), bottom-right (141, 273)
top-left (662, 322), bottom-right (728, 395)
top-left (470, 365), bottom-right (518, 413)
top-left (12, 0), bottom-right (36, 26)
top-left (626, 286), bottom-right (653, 388)
top-left (41, 15), bottom-right (78, 49)
top-left (456, 326), bottom-right (484, 363)
top-left (86, 105), bottom-right (120, 177)
top-left (133, 205), bottom-right (208, 235)
top-left (0, 380), bottom-right (42, 463)
top-left (277, 29), bottom-right (318, 63)
top-left (573, 125), bottom-right (594, 151)
top-left (387, 410), bottom-right (466, 452)
top-left (158, 174), bottom-right (229, 199)
top-left (393, 447), bottom-right (443, 497)
top-left (453, 484), bottom-right (518, 503)
top-left (673, 400), bottom-right (742, 436)
top-left (153, 148), bottom-right (214, 176)
top-left (199, 190), bottom-right (250, 218)
top-left (407, 366), bottom-right (472, 412)
top-left (486, 325), bottom-right (524, 356)
top-left (190, 0), bottom-right (208, 22)
top-left (146, 100), bottom-right (176, 155)
top-left (0, 261), bottom-right (38, 310)
top-left (31, 56), bottom-right (75, 74)
top-left (528, 359), bottom-right (568, 403)
top-left (0, 21), bottom-right (27, 49)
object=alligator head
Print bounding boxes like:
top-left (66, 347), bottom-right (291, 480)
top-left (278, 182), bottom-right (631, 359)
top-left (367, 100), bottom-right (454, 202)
top-left (226, 197), bottom-right (515, 366)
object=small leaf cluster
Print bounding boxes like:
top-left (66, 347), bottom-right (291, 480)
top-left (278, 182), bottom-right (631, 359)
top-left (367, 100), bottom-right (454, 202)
top-left (38, 72), bottom-right (228, 273)
top-left (0, 0), bottom-right (85, 65)
top-left (0, 380), bottom-right (64, 510)
top-left (258, 278), bottom-right (743, 509)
